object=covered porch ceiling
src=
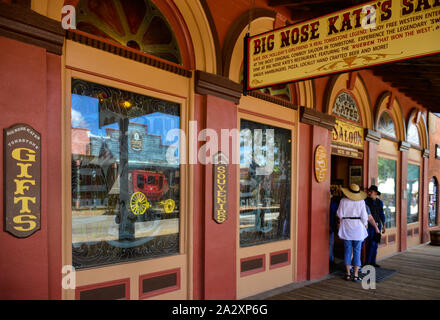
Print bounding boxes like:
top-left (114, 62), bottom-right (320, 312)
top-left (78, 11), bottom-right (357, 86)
top-left (268, 0), bottom-right (440, 113)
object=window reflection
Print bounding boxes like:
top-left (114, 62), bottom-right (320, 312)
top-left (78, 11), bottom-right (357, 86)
top-left (407, 164), bottom-right (420, 224)
top-left (429, 178), bottom-right (438, 227)
top-left (378, 158), bottom-right (397, 228)
top-left (239, 119), bottom-right (291, 247)
top-left (378, 112), bottom-right (396, 138)
top-left (71, 79), bottom-right (180, 269)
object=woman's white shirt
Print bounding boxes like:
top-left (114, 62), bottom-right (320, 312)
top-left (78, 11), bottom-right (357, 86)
top-left (337, 197), bottom-right (369, 241)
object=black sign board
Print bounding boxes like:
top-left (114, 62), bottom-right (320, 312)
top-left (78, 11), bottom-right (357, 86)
top-left (4, 124), bottom-right (41, 238)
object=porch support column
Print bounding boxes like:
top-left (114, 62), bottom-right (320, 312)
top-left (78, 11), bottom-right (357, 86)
top-left (299, 107), bottom-right (335, 280)
top-left (422, 150), bottom-right (430, 243)
top-left (399, 141), bottom-right (411, 252)
top-left (194, 70), bottom-right (241, 299)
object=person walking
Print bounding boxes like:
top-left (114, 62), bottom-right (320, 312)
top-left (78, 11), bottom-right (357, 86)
top-left (329, 189), bottom-right (341, 269)
top-left (337, 184), bottom-right (380, 282)
top-left (364, 185), bottom-right (386, 267)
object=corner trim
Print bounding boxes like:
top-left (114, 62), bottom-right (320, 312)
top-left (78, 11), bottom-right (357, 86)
top-left (365, 129), bottom-right (381, 144)
top-left (248, 91), bottom-right (298, 110)
top-left (423, 149), bottom-right (430, 158)
top-left (0, 2), bottom-right (65, 55)
top-left (195, 70), bottom-right (242, 104)
top-left (66, 30), bottom-right (192, 78)
top-left (399, 141), bottom-right (411, 152)
top-left (300, 106), bottom-right (336, 131)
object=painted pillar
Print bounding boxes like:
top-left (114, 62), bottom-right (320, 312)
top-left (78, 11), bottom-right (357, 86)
top-left (296, 123), bottom-right (312, 282)
top-left (421, 156), bottom-right (430, 243)
top-left (194, 71), bottom-right (241, 299)
top-left (399, 144), bottom-right (409, 252)
top-left (0, 12), bottom-right (64, 299)
top-left (0, 2), bottom-right (64, 299)
top-left (308, 125), bottom-right (332, 280)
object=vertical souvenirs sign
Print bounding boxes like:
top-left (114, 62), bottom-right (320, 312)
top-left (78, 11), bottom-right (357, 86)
top-left (4, 124), bottom-right (41, 238)
top-left (213, 152), bottom-right (228, 224)
top-left (245, 0), bottom-right (440, 91)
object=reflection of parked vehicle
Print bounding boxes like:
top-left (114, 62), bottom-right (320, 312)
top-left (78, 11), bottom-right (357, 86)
top-left (129, 170), bottom-right (175, 215)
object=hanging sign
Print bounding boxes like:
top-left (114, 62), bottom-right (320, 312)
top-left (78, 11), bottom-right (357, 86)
top-left (314, 145), bottom-right (328, 183)
top-left (332, 119), bottom-right (364, 149)
top-left (213, 152), bottom-right (228, 224)
top-left (4, 124), bottom-right (41, 238)
top-left (244, 0), bottom-right (440, 91)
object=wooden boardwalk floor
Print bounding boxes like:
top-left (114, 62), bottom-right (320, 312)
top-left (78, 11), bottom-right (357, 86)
top-left (267, 244), bottom-right (440, 300)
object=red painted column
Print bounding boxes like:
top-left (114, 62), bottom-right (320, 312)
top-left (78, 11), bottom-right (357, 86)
top-left (308, 125), bottom-right (331, 280)
top-left (421, 157), bottom-right (430, 243)
top-left (399, 150), bottom-right (409, 252)
top-left (194, 94), bottom-right (238, 300)
top-left (0, 37), bottom-right (62, 299)
top-left (192, 94), bottom-right (206, 300)
top-left (296, 123), bottom-right (312, 282)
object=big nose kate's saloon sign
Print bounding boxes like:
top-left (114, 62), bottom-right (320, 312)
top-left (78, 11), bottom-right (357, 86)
top-left (4, 124), bottom-right (41, 238)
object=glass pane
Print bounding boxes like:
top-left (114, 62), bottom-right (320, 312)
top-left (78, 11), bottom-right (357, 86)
top-left (429, 178), bottom-right (438, 227)
top-left (378, 112), bottom-right (396, 138)
top-left (239, 119), bottom-right (291, 247)
top-left (407, 123), bottom-right (420, 146)
top-left (378, 158), bottom-right (396, 228)
top-left (71, 79), bottom-right (180, 269)
top-left (76, 0), bottom-right (182, 65)
top-left (407, 164), bottom-right (420, 224)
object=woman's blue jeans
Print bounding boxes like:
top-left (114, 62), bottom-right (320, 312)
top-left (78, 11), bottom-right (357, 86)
top-left (344, 240), bottom-right (362, 267)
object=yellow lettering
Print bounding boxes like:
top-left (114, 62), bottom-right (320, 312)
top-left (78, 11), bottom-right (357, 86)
top-left (12, 215), bottom-right (37, 231)
top-left (13, 179), bottom-right (35, 195)
top-left (217, 179), bottom-right (225, 185)
top-left (217, 190), bottom-right (226, 198)
top-left (12, 148), bottom-right (36, 162)
top-left (16, 163), bottom-right (33, 178)
top-left (217, 165), bottom-right (226, 174)
top-left (14, 196), bottom-right (36, 213)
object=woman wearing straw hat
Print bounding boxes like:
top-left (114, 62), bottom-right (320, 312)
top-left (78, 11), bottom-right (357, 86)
top-left (337, 184), bottom-right (380, 282)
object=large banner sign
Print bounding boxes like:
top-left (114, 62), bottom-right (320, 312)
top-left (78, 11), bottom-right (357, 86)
top-left (245, 0), bottom-right (440, 91)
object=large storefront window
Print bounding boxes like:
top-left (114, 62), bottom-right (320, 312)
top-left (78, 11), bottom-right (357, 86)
top-left (378, 157), bottom-right (397, 228)
top-left (71, 79), bottom-right (180, 269)
top-left (429, 177), bottom-right (438, 227)
top-left (407, 164), bottom-right (420, 224)
top-left (239, 119), bottom-right (291, 247)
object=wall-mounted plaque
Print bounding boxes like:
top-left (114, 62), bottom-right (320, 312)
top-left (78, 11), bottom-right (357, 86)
top-left (4, 124), bottom-right (41, 238)
top-left (314, 145), bottom-right (327, 183)
top-left (130, 130), bottom-right (142, 152)
top-left (213, 152), bottom-right (228, 224)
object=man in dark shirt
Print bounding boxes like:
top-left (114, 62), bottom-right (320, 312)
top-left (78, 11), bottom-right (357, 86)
top-left (364, 185), bottom-right (386, 267)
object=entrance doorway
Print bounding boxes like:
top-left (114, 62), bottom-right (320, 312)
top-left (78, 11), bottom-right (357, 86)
top-left (330, 154), bottom-right (364, 269)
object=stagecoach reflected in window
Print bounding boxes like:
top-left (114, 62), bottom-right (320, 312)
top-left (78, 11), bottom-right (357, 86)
top-left (71, 79), bottom-right (181, 269)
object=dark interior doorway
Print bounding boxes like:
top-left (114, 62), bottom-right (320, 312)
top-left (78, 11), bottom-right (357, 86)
top-left (330, 154), bottom-right (364, 269)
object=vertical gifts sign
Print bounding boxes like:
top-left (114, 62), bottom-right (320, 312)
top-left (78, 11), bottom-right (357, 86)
top-left (4, 124), bottom-right (41, 238)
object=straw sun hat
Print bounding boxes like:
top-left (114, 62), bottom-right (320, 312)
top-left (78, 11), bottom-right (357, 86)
top-left (340, 184), bottom-right (367, 201)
